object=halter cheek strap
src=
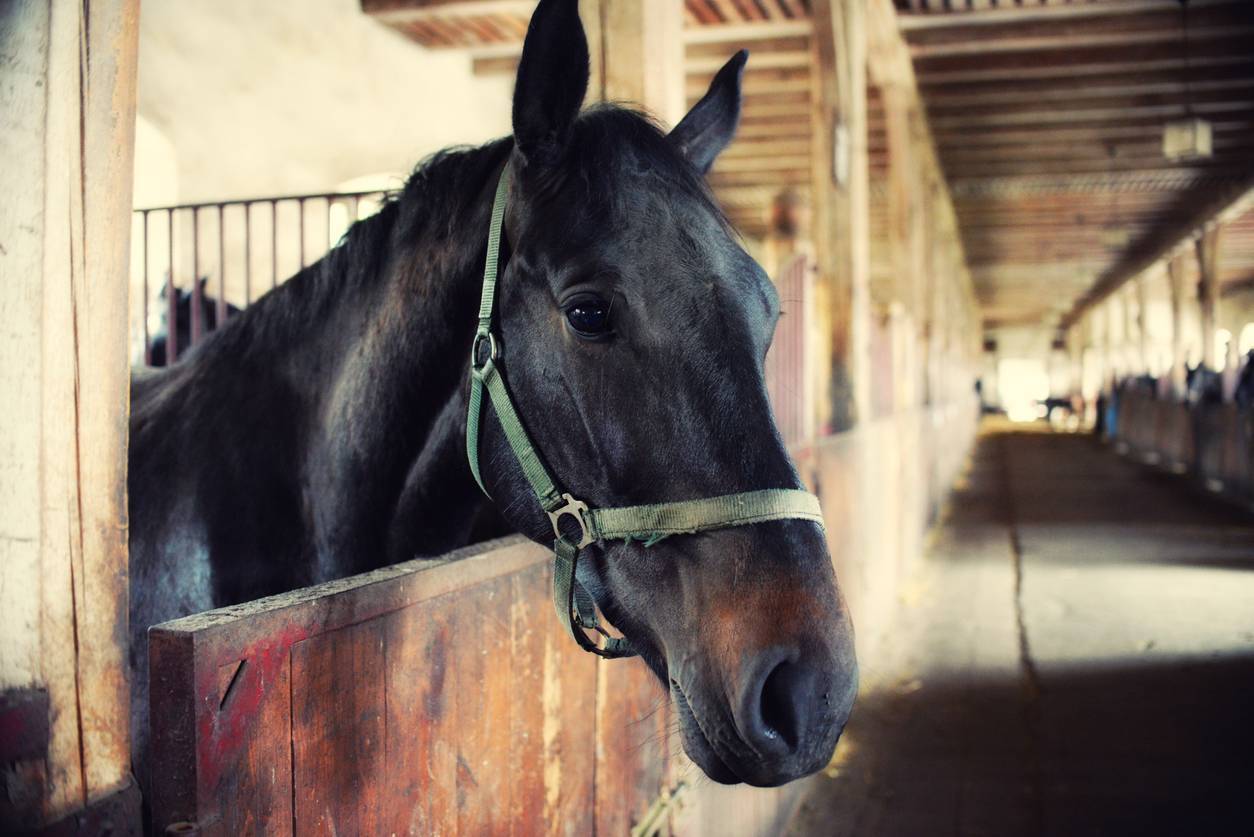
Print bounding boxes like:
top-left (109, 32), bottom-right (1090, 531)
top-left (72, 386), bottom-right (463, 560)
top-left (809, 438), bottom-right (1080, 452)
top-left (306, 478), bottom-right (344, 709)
top-left (466, 162), bottom-right (825, 659)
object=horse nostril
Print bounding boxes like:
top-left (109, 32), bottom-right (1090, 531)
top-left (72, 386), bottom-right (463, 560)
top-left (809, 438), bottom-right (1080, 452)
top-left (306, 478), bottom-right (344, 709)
top-left (758, 659), bottom-right (810, 752)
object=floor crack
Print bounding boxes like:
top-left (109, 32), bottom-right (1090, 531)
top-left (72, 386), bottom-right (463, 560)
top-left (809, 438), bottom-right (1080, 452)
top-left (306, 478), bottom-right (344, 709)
top-left (999, 432), bottom-right (1045, 837)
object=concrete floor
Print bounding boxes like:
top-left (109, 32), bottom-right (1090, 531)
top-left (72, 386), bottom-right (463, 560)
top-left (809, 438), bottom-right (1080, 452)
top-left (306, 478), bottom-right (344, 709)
top-left (789, 421), bottom-right (1254, 837)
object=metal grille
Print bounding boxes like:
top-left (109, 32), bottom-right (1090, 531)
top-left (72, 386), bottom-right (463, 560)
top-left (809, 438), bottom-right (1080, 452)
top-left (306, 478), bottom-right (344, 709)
top-left (130, 190), bottom-right (393, 366)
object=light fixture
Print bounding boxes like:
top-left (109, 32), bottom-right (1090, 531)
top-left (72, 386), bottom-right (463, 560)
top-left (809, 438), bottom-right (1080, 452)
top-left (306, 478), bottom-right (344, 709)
top-left (1163, 0), bottom-right (1213, 161)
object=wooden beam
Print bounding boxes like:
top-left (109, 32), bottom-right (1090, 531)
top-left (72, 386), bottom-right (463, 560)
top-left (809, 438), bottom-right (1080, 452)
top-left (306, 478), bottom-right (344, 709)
top-left (682, 19), bottom-right (812, 43)
top-left (904, 4), bottom-right (1254, 53)
top-left (913, 36), bottom-right (1254, 80)
top-left (898, 0), bottom-right (1244, 30)
top-left (361, 0), bottom-right (537, 23)
top-left (580, 0), bottom-right (685, 126)
top-left (1166, 251), bottom-right (1188, 394)
top-left (1196, 225), bottom-right (1223, 368)
top-left (688, 50), bottom-right (809, 73)
top-left (918, 62), bottom-right (1254, 101)
top-left (810, 0), bottom-right (871, 431)
top-left (0, 0), bottom-right (138, 829)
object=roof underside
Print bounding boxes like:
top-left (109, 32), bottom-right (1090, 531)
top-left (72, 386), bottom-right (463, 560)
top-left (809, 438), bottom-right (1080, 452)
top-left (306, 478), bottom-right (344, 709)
top-left (895, 0), bottom-right (1254, 331)
top-left (364, 0), bottom-right (1254, 332)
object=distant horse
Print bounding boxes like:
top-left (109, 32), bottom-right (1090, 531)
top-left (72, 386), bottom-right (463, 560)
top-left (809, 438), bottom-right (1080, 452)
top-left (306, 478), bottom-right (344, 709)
top-left (147, 277), bottom-right (242, 366)
top-left (1186, 363), bottom-right (1224, 406)
top-left (1233, 351), bottom-right (1254, 410)
top-left (128, 0), bottom-right (855, 796)
top-left (1122, 373), bottom-right (1159, 398)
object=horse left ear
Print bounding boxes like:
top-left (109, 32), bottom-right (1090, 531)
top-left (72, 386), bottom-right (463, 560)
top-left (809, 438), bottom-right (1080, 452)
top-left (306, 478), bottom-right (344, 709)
top-left (669, 50), bottom-right (747, 174)
top-left (512, 0), bottom-right (589, 168)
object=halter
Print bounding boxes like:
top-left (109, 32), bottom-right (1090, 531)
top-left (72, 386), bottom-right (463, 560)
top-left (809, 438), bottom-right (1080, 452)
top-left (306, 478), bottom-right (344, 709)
top-left (466, 162), bottom-right (825, 659)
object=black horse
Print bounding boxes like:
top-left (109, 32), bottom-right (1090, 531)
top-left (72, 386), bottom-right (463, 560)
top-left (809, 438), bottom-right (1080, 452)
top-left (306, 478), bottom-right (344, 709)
top-left (1234, 351), bottom-right (1254, 408)
top-left (1186, 362), bottom-right (1224, 406)
top-left (147, 277), bottom-right (242, 366)
top-left (129, 0), bottom-right (856, 793)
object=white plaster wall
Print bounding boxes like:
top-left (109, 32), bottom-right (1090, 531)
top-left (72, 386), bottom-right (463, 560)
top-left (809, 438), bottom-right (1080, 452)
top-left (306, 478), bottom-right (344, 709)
top-left (135, 0), bottom-right (513, 205)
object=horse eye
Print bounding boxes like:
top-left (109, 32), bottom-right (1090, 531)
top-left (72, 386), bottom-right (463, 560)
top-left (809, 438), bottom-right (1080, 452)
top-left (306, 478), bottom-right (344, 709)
top-left (564, 297), bottom-right (611, 337)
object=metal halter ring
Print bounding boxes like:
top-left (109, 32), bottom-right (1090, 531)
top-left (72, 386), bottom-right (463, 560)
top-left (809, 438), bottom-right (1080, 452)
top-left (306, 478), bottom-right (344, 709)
top-left (548, 493), bottom-right (594, 549)
top-left (471, 331), bottom-right (497, 370)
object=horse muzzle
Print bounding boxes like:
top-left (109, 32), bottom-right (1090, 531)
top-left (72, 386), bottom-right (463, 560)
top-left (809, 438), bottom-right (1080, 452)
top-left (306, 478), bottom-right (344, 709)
top-left (671, 634), bottom-right (858, 787)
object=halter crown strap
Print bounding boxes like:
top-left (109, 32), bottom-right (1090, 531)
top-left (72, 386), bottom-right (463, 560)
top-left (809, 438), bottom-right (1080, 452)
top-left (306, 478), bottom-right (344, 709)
top-left (466, 161), bottom-right (825, 660)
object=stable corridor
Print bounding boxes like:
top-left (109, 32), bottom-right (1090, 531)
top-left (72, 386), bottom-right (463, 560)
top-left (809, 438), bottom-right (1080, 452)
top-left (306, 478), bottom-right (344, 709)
top-left (790, 422), bottom-right (1254, 837)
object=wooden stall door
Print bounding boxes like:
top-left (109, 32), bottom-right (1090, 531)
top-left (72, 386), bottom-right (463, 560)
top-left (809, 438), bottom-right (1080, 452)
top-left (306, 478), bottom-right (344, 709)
top-left (149, 536), bottom-right (824, 835)
top-left (149, 539), bottom-right (683, 835)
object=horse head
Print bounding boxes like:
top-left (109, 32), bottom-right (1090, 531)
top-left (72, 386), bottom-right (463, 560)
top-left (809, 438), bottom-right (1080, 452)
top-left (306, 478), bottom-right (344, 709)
top-left (472, 0), bottom-right (856, 787)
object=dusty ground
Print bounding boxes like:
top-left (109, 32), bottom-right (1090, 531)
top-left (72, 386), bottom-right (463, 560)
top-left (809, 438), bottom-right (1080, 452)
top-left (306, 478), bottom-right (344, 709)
top-left (788, 421), bottom-right (1254, 837)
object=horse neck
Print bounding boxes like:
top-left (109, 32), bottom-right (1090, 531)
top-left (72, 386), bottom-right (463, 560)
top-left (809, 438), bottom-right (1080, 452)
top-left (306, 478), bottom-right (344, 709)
top-left (294, 147), bottom-right (510, 572)
top-left (171, 144), bottom-right (509, 575)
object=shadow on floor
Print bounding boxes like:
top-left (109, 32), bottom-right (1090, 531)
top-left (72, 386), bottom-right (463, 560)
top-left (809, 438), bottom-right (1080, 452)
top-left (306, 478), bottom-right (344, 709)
top-left (790, 654), bottom-right (1254, 837)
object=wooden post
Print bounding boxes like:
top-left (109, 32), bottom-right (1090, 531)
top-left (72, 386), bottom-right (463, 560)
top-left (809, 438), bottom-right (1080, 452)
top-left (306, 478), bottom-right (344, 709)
top-left (0, 0), bottom-right (139, 831)
top-left (882, 82), bottom-right (912, 319)
top-left (579, 0), bottom-right (684, 126)
top-left (1135, 273), bottom-right (1150, 374)
top-left (1196, 226), bottom-right (1222, 370)
top-left (811, 0), bottom-right (870, 432)
top-left (1166, 252), bottom-right (1188, 397)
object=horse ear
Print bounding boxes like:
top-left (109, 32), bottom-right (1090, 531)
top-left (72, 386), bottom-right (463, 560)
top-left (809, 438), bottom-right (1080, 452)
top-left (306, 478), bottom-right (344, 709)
top-left (669, 50), bottom-right (747, 174)
top-left (512, 0), bottom-right (589, 168)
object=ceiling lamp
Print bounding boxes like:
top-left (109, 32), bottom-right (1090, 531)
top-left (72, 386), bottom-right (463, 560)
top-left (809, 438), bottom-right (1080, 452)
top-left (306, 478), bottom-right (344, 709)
top-left (1164, 0), bottom-right (1212, 161)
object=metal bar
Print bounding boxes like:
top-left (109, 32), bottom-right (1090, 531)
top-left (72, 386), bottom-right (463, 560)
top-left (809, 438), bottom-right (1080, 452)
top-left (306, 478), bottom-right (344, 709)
top-left (325, 197), bottom-right (332, 251)
top-left (167, 209), bottom-right (178, 364)
top-left (134, 188), bottom-right (394, 215)
top-left (217, 205), bottom-right (227, 326)
top-left (244, 203), bottom-right (252, 305)
top-left (142, 210), bottom-right (151, 366)
top-left (299, 198), bottom-right (306, 269)
top-left (271, 201), bottom-right (278, 291)
top-left (191, 207), bottom-right (203, 346)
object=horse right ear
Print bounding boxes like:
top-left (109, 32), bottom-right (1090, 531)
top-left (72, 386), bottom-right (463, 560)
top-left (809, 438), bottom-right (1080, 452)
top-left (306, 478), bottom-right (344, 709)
top-left (512, 0), bottom-right (589, 169)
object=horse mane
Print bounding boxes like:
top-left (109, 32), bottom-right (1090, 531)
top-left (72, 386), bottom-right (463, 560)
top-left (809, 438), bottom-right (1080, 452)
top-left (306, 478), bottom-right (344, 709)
top-left (160, 104), bottom-right (723, 373)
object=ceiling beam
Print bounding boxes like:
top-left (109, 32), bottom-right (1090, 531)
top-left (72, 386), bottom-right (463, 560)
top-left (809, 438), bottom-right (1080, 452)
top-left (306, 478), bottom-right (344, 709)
top-left (913, 35), bottom-right (1254, 78)
top-left (897, 0), bottom-right (1243, 30)
top-left (1060, 173), bottom-right (1254, 328)
top-left (682, 19), bottom-right (812, 43)
top-left (910, 24), bottom-right (1254, 60)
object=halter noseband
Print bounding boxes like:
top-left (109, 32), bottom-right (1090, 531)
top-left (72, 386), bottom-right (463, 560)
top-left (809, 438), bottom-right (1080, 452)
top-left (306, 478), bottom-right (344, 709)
top-left (466, 162), bottom-right (825, 659)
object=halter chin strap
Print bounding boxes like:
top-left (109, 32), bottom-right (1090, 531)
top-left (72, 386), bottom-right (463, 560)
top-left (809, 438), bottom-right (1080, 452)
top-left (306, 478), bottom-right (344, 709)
top-left (466, 162), bottom-right (825, 659)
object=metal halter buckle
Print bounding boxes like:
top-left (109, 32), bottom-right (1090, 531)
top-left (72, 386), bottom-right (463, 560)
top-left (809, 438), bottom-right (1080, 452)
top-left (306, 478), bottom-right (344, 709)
top-left (470, 331), bottom-right (497, 370)
top-left (548, 493), bottom-right (594, 549)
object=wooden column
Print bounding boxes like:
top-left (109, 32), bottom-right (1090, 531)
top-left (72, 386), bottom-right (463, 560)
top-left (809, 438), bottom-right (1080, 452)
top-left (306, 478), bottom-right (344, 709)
top-left (811, 0), bottom-right (870, 432)
top-left (1196, 226), bottom-right (1222, 370)
top-left (579, 0), bottom-right (684, 126)
top-left (0, 0), bottom-right (139, 830)
top-left (1118, 284), bottom-right (1132, 375)
top-left (1166, 252), bottom-right (1188, 397)
top-left (1134, 273), bottom-right (1150, 374)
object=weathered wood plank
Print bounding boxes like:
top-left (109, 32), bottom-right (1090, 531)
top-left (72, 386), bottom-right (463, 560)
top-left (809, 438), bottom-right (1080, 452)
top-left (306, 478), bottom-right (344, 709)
top-left (216, 653), bottom-right (294, 836)
top-left (292, 621), bottom-right (387, 837)
top-left (594, 656), bottom-right (669, 834)
top-left (0, 0), bottom-right (138, 828)
top-left (382, 592), bottom-right (461, 834)
top-left (505, 569), bottom-right (548, 833)
top-left (454, 575), bottom-right (512, 833)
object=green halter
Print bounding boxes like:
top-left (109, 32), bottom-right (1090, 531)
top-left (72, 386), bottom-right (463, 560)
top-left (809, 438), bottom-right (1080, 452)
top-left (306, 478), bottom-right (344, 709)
top-left (466, 162), bottom-right (825, 659)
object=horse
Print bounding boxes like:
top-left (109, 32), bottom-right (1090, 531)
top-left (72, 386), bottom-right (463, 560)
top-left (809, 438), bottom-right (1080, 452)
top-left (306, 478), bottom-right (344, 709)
top-left (1186, 362), bottom-right (1223, 406)
top-left (129, 0), bottom-right (856, 795)
top-left (1233, 350), bottom-right (1254, 410)
top-left (147, 276), bottom-right (242, 366)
